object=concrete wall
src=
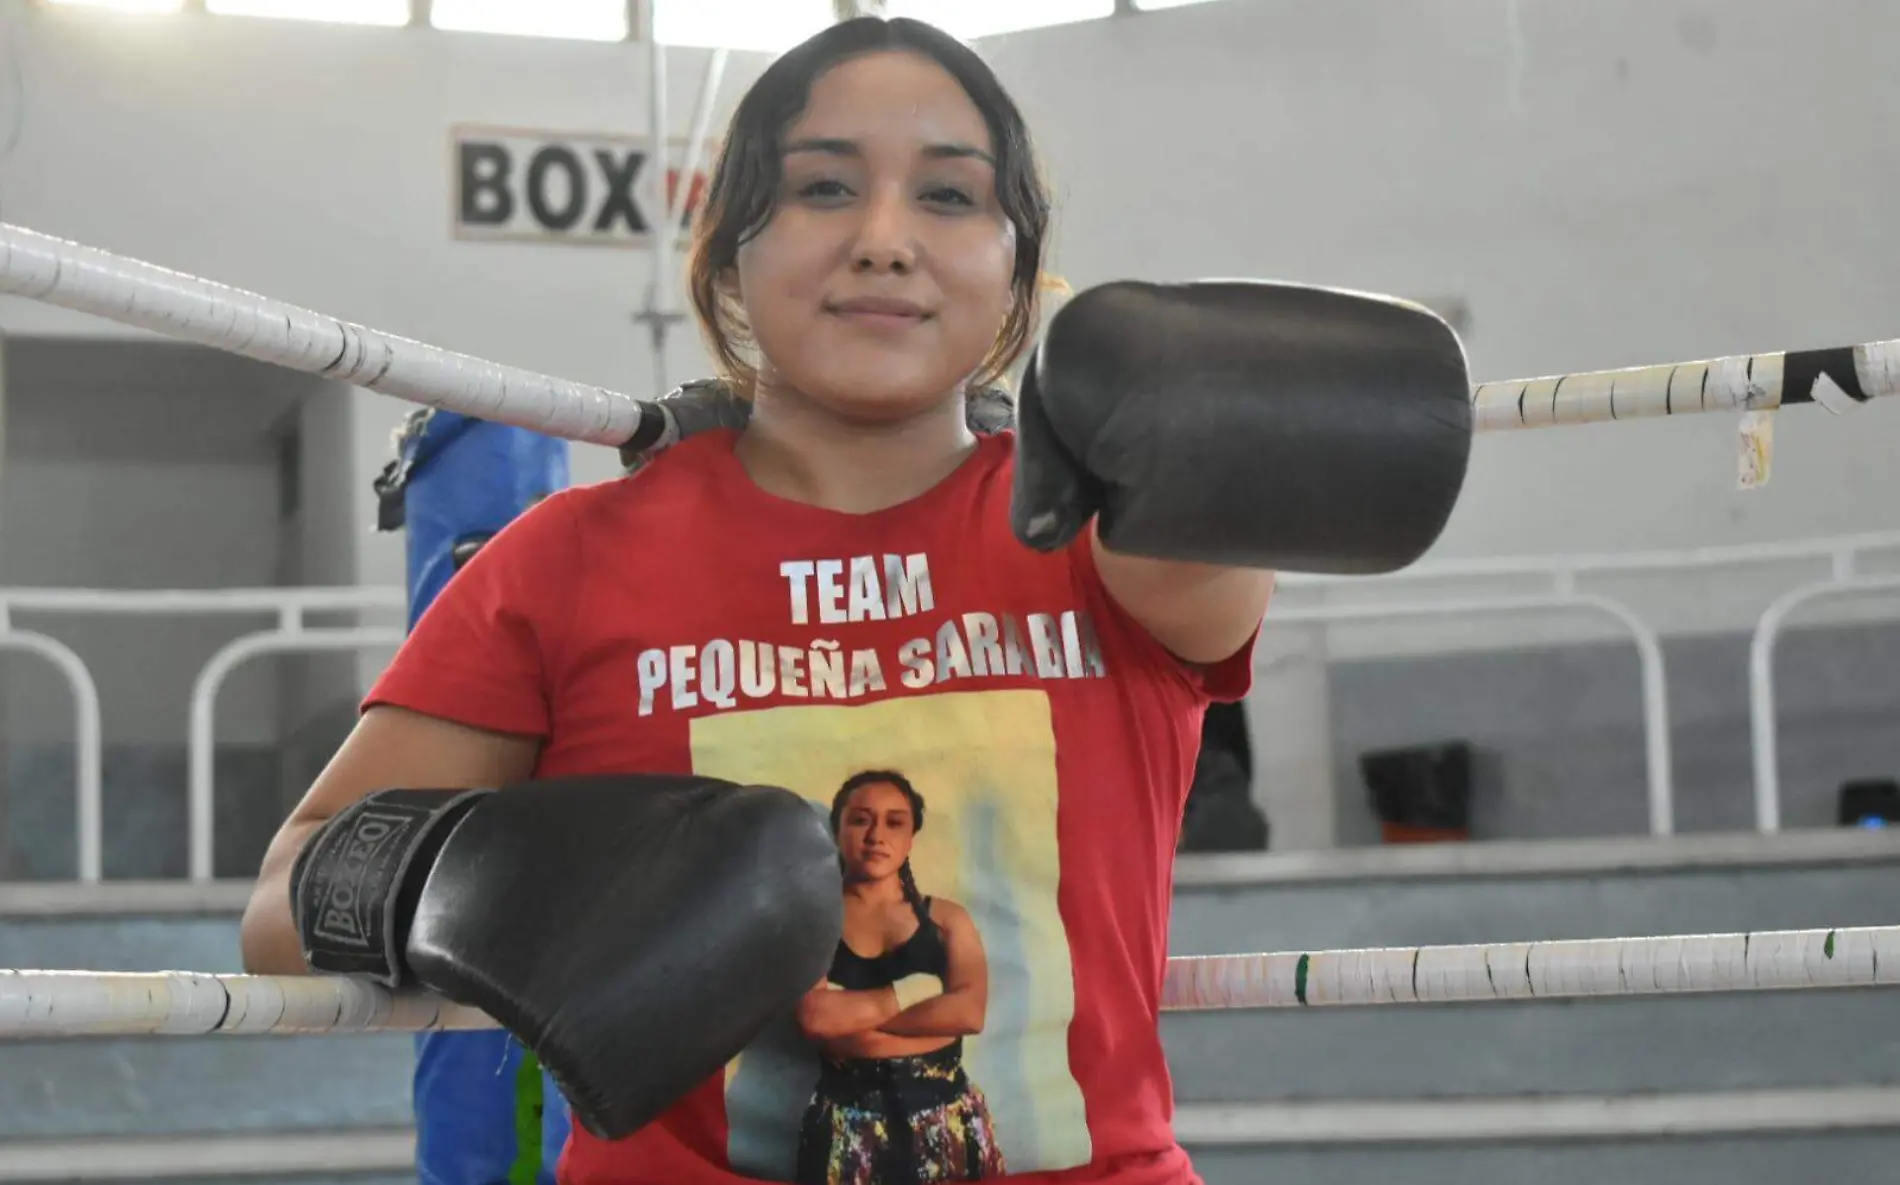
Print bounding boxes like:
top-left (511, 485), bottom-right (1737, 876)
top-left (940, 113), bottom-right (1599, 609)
top-left (1328, 620), bottom-right (1900, 845)
top-left (0, 339), bottom-right (357, 876)
top-left (0, 339), bottom-right (295, 746)
top-left (992, 0), bottom-right (1900, 560)
top-left (275, 380), bottom-right (378, 819)
top-left (3, 0), bottom-right (1894, 594)
top-left (3, 0), bottom-right (1897, 857)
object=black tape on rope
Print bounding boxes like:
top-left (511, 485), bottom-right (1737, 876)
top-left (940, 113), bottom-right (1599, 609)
top-left (1780, 345), bottom-right (1869, 410)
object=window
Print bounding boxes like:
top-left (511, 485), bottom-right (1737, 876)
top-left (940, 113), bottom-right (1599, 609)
top-left (432, 0), bottom-right (630, 41)
top-left (205, 0), bottom-right (408, 25)
top-left (652, 0), bottom-right (832, 52)
top-left (40, 0), bottom-right (186, 12)
top-left (653, 1), bottom-right (1119, 50)
top-left (887, 0), bottom-right (1115, 40)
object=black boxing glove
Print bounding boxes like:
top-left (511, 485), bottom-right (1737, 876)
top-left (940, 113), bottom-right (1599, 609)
top-left (291, 774), bottom-right (842, 1139)
top-left (1011, 280), bottom-right (1472, 575)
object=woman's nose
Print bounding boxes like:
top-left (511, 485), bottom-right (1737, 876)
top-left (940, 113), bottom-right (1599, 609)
top-left (849, 187), bottom-right (918, 275)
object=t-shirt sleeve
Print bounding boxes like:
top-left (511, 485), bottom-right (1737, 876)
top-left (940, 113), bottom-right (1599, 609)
top-left (361, 490), bottom-right (581, 737)
top-left (1070, 535), bottom-right (1260, 707)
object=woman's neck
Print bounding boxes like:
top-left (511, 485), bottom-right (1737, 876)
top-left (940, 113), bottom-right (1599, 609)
top-left (734, 381), bottom-right (977, 514)
top-left (843, 875), bottom-right (906, 905)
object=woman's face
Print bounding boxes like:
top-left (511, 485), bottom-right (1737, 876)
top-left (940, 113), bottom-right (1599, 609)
top-left (837, 781), bottom-right (917, 882)
top-left (734, 49), bottom-right (1017, 421)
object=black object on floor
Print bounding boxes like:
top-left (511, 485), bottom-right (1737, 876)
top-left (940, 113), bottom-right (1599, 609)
top-left (1838, 778), bottom-right (1900, 828)
top-left (1180, 701), bottom-right (1269, 853)
top-left (1361, 740), bottom-right (1472, 844)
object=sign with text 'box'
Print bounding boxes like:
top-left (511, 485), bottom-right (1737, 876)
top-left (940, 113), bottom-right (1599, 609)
top-left (453, 125), bottom-right (708, 250)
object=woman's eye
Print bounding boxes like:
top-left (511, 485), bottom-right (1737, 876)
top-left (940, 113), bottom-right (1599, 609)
top-left (796, 178), bottom-right (852, 200)
top-left (924, 186), bottom-right (975, 207)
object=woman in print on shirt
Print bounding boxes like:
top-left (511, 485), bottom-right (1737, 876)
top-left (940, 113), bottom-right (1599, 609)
top-left (794, 771), bottom-right (1003, 1185)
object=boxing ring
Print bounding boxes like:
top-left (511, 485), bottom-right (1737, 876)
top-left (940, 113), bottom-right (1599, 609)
top-left (1, 219), bottom-right (1898, 1165)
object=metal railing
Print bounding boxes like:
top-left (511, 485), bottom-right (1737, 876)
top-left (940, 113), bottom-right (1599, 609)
top-left (0, 606), bottom-right (104, 882)
top-left (1749, 574), bottom-right (1900, 832)
top-left (1276, 528), bottom-right (1900, 591)
top-left (1267, 592), bottom-right (1674, 836)
top-left (0, 588), bottom-right (404, 883)
top-left (1, 529), bottom-right (1897, 881)
top-left (186, 620), bottom-right (409, 882)
top-left (1282, 529), bottom-right (1900, 834)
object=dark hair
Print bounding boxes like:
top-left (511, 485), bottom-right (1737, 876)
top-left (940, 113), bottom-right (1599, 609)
top-left (687, 16), bottom-right (1055, 395)
top-left (830, 769), bottom-right (935, 930)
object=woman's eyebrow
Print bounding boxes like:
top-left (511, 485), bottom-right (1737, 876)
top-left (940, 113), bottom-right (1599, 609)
top-left (785, 137), bottom-right (857, 158)
top-left (924, 142), bottom-right (996, 166)
top-left (785, 137), bottom-right (995, 166)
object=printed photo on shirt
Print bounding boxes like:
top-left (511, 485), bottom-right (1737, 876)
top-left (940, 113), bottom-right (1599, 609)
top-left (689, 689), bottom-right (1090, 1183)
top-left (796, 769), bottom-right (1005, 1185)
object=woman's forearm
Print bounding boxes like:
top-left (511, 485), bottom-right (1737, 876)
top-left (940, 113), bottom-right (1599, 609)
top-left (797, 987), bottom-right (902, 1040)
top-left (238, 819), bottom-right (322, 976)
top-left (878, 990), bottom-right (984, 1038)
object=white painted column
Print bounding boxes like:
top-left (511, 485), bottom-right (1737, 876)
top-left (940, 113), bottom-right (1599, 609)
top-left (350, 387), bottom-right (407, 698)
top-left (1244, 623), bottom-right (1337, 850)
top-left (0, 329), bottom-right (8, 878)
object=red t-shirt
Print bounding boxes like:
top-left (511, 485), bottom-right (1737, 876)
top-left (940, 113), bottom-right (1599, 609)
top-left (367, 428), bottom-right (1256, 1185)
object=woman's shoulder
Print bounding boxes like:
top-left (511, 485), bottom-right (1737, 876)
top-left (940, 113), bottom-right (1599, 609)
top-left (558, 431), bottom-right (739, 523)
top-left (924, 897), bottom-right (972, 927)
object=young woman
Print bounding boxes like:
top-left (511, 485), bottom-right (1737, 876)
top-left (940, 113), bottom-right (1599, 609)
top-left (240, 14), bottom-right (1316, 1185)
top-left (795, 771), bottom-right (1002, 1184)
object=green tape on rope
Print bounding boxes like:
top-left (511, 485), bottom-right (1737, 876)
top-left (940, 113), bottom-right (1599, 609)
top-left (1295, 954), bottom-right (1310, 1005)
top-left (1825, 930), bottom-right (1837, 959)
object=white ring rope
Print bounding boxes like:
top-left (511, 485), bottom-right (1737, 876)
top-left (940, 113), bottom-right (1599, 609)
top-left (0, 222), bottom-right (648, 447)
top-left (1163, 924), bottom-right (1900, 1011)
top-left (5, 926), bottom-right (1894, 1038)
top-left (1, 221), bottom-right (1891, 440)
top-left (0, 969), bottom-right (493, 1037)
top-left (1471, 340), bottom-right (1900, 430)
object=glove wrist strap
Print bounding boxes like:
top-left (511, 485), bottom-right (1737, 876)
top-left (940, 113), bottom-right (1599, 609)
top-left (292, 787), bottom-right (488, 987)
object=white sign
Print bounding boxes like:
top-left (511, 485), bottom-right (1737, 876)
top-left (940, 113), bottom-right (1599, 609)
top-left (452, 125), bottom-right (708, 249)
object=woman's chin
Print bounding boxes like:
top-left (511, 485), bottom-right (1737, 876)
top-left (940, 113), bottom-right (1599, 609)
top-left (795, 368), bottom-right (964, 422)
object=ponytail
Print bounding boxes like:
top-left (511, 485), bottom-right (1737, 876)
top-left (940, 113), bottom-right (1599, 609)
top-left (897, 858), bottom-right (940, 935)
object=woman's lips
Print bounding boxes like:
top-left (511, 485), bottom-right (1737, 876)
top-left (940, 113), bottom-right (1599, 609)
top-left (828, 296), bottom-right (930, 330)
